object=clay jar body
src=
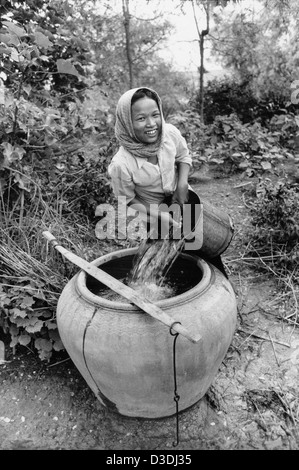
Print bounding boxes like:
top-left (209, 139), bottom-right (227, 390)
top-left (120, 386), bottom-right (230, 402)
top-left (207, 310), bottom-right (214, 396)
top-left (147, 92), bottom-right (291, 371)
top-left (56, 248), bottom-right (237, 418)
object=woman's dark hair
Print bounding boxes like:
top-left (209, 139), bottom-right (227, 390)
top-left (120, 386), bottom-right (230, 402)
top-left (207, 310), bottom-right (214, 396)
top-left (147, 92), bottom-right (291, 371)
top-left (131, 88), bottom-right (160, 107)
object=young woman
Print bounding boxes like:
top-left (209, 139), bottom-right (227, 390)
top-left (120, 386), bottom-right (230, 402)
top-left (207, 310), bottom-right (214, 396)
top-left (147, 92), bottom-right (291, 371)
top-left (108, 86), bottom-right (229, 277)
top-left (108, 87), bottom-right (191, 231)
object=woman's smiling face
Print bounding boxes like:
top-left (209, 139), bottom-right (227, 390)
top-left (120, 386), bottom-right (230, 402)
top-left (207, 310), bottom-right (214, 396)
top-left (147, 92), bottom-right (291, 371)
top-left (131, 96), bottom-right (162, 144)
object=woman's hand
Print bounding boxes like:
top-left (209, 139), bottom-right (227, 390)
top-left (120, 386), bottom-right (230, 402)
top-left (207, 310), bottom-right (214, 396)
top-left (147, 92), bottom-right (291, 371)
top-left (172, 181), bottom-right (189, 206)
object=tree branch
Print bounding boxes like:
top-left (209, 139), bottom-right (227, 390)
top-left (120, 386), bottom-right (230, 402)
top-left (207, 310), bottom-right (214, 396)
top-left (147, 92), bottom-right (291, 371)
top-left (132, 35), bottom-right (167, 63)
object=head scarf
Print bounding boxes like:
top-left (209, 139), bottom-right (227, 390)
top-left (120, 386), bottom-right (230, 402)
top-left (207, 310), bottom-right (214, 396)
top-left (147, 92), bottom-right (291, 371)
top-left (114, 87), bottom-right (165, 160)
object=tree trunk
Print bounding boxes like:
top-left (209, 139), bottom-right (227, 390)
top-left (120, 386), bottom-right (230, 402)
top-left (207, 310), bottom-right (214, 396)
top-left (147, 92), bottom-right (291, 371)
top-left (199, 32), bottom-right (205, 122)
top-left (122, 0), bottom-right (134, 88)
top-left (191, 0), bottom-right (210, 124)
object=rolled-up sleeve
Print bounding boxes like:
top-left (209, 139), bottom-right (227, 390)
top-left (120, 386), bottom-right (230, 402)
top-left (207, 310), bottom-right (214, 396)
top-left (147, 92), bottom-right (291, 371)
top-left (108, 161), bottom-right (136, 204)
top-left (170, 125), bottom-right (192, 166)
top-left (176, 138), bottom-right (192, 166)
top-left (175, 136), bottom-right (192, 166)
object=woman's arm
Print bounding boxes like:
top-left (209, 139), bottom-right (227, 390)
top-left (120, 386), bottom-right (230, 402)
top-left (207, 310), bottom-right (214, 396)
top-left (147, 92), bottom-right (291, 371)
top-left (172, 162), bottom-right (190, 205)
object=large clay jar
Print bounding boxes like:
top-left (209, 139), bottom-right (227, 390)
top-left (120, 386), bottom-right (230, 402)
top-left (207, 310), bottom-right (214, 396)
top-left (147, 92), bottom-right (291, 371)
top-left (56, 247), bottom-right (237, 419)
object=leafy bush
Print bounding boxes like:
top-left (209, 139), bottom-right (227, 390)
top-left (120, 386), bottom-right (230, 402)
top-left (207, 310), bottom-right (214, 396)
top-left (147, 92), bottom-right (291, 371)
top-left (190, 78), bottom-right (295, 126)
top-left (0, 15), bottom-right (116, 219)
top-left (168, 110), bottom-right (211, 162)
top-left (0, 16), bottom-right (118, 360)
top-left (245, 178), bottom-right (299, 274)
top-left (269, 114), bottom-right (299, 151)
top-left (206, 114), bottom-right (295, 174)
top-left (196, 78), bottom-right (263, 124)
top-left (169, 111), bottom-right (295, 176)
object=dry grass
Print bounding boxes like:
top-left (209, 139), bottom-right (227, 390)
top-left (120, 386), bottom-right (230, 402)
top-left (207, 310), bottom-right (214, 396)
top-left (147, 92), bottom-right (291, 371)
top-left (0, 182), bottom-right (103, 302)
top-left (226, 240), bottom-right (299, 336)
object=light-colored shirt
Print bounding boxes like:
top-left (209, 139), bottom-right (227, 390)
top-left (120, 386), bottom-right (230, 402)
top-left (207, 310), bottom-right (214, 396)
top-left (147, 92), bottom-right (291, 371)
top-left (108, 123), bottom-right (192, 205)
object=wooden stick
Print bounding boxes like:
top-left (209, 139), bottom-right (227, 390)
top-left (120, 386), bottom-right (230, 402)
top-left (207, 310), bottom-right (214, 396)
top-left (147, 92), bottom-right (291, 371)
top-left (238, 328), bottom-right (290, 348)
top-left (233, 181), bottom-right (254, 189)
top-left (42, 231), bottom-right (201, 344)
top-left (268, 332), bottom-right (280, 366)
top-left (48, 358), bottom-right (71, 368)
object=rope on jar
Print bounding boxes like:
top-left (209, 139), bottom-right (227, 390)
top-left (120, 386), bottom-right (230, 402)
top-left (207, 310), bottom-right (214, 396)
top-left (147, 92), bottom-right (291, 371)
top-left (170, 321), bottom-right (181, 447)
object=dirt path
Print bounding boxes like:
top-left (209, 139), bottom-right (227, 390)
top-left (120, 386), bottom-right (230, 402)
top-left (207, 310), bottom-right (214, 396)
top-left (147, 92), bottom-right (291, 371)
top-left (1, 170), bottom-right (298, 451)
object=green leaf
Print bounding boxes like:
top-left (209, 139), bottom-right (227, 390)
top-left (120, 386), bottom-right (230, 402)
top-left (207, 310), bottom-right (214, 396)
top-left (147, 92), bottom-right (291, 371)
top-left (23, 85), bottom-right (32, 96)
top-left (223, 124), bottom-right (231, 133)
top-left (34, 32), bottom-right (53, 50)
top-left (53, 339), bottom-right (64, 351)
top-left (9, 325), bottom-right (19, 336)
top-left (4, 91), bottom-right (14, 107)
top-left (209, 157), bottom-right (224, 164)
top-left (14, 317), bottom-right (31, 328)
top-left (10, 336), bottom-right (18, 348)
top-left (10, 48), bottom-right (19, 62)
top-left (238, 161), bottom-right (249, 169)
top-left (34, 338), bottom-right (53, 352)
top-left (0, 33), bottom-right (19, 46)
top-left (12, 308), bottom-right (27, 319)
top-left (20, 296), bottom-right (35, 308)
top-left (0, 45), bottom-right (11, 56)
top-left (1, 143), bottom-right (26, 166)
top-left (56, 59), bottom-right (79, 77)
top-left (45, 320), bottom-right (57, 330)
top-left (18, 334), bottom-right (31, 346)
top-left (26, 319), bottom-right (44, 333)
top-left (231, 152), bottom-right (243, 158)
top-left (49, 330), bottom-right (64, 351)
top-left (211, 135), bottom-right (218, 145)
top-left (40, 310), bottom-right (53, 319)
top-left (38, 349), bottom-right (52, 361)
top-left (2, 21), bottom-right (27, 38)
top-left (261, 161), bottom-right (272, 170)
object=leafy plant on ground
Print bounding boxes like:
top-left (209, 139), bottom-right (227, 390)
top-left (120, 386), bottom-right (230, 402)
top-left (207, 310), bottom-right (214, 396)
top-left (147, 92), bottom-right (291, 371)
top-left (0, 224), bottom-right (66, 361)
top-left (206, 114), bottom-right (295, 175)
top-left (169, 111), bottom-right (296, 177)
top-left (269, 114), bottom-right (299, 151)
top-left (245, 178), bottom-right (299, 276)
top-left (0, 280), bottom-right (63, 362)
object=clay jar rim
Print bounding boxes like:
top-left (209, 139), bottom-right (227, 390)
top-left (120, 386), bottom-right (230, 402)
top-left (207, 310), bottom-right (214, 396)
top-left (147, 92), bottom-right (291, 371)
top-left (75, 247), bottom-right (212, 311)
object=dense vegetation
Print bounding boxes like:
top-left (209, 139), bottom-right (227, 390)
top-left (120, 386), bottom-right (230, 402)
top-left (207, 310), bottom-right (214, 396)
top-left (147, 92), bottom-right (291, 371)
top-left (0, 0), bottom-right (298, 360)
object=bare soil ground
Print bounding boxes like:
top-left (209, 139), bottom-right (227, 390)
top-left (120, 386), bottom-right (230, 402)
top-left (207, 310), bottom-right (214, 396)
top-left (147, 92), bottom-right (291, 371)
top-left (1, 168), bottom-right (299, 451)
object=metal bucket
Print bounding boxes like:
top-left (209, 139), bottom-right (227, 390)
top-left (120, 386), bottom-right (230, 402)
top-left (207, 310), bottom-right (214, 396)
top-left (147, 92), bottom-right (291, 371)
top-left (182, 189), bottom-right (234, 257)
